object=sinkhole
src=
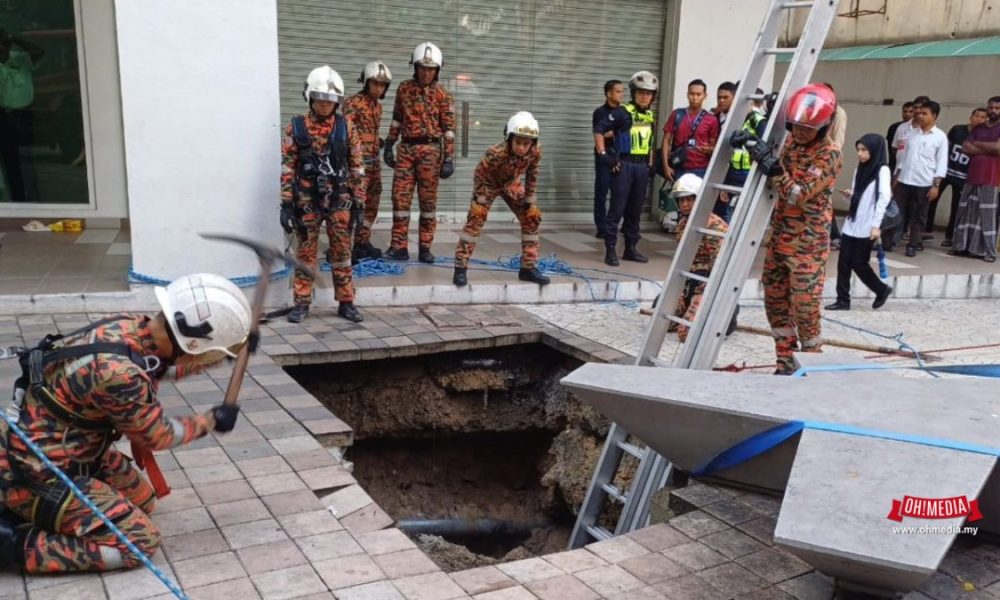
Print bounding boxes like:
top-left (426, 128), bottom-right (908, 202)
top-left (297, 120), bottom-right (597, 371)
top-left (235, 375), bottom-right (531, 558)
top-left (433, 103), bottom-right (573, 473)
top-left (285, 343), bottom-right (637, 570)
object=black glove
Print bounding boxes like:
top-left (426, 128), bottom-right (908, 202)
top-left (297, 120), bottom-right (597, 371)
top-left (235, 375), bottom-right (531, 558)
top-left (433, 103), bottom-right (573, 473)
top-left (384, 142), bottom-right (396, 168)
top-left (729, 130), bottom-right (756, 149)
top-left (279, 203), bottom-right (296, 234)
top-left (440, 158), bottom-right (455, 179)
top-left (211, 404), bottom-right (240, 433)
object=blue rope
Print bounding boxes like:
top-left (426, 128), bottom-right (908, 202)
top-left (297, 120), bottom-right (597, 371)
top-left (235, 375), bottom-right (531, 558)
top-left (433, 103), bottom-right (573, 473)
top-left (1, 411), bottom-right (188, 599)
top-left (128, 266), bottom-right (289, 289)
top-left (318, 253), bottom-right (662, 307)
top-left (693, 362), bottom-right (1000, 476)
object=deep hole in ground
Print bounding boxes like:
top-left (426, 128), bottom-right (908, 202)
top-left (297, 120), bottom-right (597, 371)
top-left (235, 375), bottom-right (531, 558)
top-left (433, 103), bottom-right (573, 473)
top-left (286, 343), bottom-right (638, 571)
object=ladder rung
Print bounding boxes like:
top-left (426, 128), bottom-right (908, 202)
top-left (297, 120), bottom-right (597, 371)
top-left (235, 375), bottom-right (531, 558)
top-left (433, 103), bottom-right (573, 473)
top-left (666, 315), bottom-right (693, 328)
top-left (585, 525), bottom-right (613, 542)
top-left (646, 356), bottom-right (670, 368)
top-left (695, 226), bottom-right (726, 238)
top-left (680, 270), bottom-right (710, 284)
top-left (617, 440), bottom-right (644, 459)
top-left (601, 483), bottom-right (628, 504)
top-left (763, 47), bottom-right (797, 55)
top-left (711, 183), bottom-right (744, 194)
top-left (782, 1), bottom-right (815, 8)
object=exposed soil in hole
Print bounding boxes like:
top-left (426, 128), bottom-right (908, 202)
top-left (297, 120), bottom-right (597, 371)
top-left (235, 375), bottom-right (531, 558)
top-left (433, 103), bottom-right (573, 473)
top-left (286, 343), bottom-right (639, 571)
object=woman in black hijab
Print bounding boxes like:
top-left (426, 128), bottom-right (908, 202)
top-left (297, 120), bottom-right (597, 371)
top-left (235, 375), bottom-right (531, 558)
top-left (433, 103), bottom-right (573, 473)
top-left (825, 133), bottom-right (894, 310)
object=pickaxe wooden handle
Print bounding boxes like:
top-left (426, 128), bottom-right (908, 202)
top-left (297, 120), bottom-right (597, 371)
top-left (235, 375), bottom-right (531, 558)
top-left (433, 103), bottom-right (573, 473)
top-left (200, 233), bottom-right (315, 407)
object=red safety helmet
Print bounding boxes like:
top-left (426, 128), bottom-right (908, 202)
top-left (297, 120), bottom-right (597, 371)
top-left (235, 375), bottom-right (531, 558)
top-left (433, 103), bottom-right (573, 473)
top-left (784, 83), bottom-right (837, 131)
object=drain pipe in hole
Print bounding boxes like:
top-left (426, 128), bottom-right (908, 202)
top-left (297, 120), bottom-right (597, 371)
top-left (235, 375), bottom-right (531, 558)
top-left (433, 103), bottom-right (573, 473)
top-left (397, 518), bottom-right (552, 538)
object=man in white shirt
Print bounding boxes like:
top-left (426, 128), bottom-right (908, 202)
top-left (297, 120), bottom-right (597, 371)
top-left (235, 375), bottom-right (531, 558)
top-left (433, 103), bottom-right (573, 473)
top-left (893, 99), bottom-right (949, 257)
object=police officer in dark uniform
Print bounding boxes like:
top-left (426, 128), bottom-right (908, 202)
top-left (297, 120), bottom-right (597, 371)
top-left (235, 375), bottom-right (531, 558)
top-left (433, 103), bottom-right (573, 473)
top-left (594, 71), bottom-right (659, 266)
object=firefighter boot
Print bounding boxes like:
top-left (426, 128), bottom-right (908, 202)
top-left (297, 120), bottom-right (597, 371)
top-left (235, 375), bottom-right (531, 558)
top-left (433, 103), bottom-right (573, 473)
top-left (352, 243), bottom-right (382, 264)
top-left (418, 247), bottom-right (435, 264)
top-left (287, 304), bottom-right (309, 323)
top-left (604, 245), bottom-right (619, 267)
top-left (0, 518), bottom-right (25, 568)
top-left (453, 268), bottom-right (468, 287)
top-left (337, 302), bottom-right (364, 323)
top-left (384, 247), bottom-right (410, 261)
top-left (518, 267), bottom-right (550, 286)
top-left (623, 244), bottom-right (649, 263)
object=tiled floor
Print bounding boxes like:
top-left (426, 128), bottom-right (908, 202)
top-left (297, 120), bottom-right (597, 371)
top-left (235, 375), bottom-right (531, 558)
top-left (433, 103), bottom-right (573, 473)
top-left (0, 227), bottom-right (131, 295)
top-left (0, 306), bottom-right (995, 599)
top-left (2, 221), bottom-right (998, 298)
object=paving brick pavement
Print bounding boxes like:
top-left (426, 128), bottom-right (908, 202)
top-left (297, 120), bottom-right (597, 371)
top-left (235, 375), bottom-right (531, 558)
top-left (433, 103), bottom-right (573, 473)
top-left (0, 305), bottom-right (996, 599)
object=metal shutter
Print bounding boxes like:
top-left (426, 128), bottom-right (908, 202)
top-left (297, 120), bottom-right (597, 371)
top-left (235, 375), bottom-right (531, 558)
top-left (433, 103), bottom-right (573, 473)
top-left (278, 0), bottom-right (666, 218)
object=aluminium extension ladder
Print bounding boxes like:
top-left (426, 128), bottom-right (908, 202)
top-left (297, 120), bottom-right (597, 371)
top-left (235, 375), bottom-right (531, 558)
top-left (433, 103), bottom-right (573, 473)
top-left (569, 0), bottom-right (841, 548)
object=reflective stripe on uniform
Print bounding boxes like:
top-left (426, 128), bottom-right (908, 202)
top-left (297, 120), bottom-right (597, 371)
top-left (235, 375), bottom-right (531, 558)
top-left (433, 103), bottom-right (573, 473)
top-left (167, 418), bottom-right (188, 449)
top-left (524, 195), bottom-right (537, 205)
top-left (771, 326), bottom-right (795, 338)
top-left (460, 232), bottom-right (479, 243)
top-left (474, 195), bottom-right (490, 205)
top-left (420, 211), bottom-right (436, 219)
top-left (444, 131), bottom-right (455, 139)
top-left (331, 259), bottom-right (353, 269)
top-left (391, 120), bottom-right (402, 128)
top-left (362, 219), bottom-right (374, 229)
top-left (521, 234), bottom-right (540, 242)
top-left (393, 210), bottom-right (410, 218)
top-left (800, 337), bottom-right (822, 349)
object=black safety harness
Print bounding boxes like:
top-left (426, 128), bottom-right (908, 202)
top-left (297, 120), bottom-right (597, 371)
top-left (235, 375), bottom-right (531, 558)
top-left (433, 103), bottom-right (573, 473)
top-left (291, 115), bottom-right (356, 229)
top-left (3, 316), bottom-right (159, 530)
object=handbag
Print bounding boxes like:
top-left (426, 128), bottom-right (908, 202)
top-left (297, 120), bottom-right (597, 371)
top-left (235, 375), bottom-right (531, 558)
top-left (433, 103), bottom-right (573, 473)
top-left (881, 198), bottom-right (902, 231)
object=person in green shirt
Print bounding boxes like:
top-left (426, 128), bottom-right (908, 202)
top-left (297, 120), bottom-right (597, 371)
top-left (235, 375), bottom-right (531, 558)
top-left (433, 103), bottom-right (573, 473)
top-left (0, 28), bottom-right (44, 202)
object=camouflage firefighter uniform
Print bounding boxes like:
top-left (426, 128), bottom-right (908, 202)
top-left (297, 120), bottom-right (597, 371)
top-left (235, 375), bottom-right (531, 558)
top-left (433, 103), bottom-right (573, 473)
top-left (763, 136), bottom-right (843, 373)
top-left (343, 91), bottom-right (383, 248)
top-left (670, 212), bottom-right (729, 342)
top-left (455, 142), bottom-right (543, 269)
top-left (0, 316), bottom-right (213, 573)
top-left (281, 110), bottom-right (366, 304)
top-left (385, 79), bottom-right (456, 251)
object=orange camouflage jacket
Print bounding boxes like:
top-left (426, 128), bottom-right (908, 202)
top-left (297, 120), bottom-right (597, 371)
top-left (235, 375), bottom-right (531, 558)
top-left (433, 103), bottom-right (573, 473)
top-left (768, 136), bottom-right (843, 253)
top-left (474, 142), bottom-right (542, 201)
top-left (0, 316), bottom-right (212, 485)
top-left (677, 212), bottom-right (728, 274)
top-left (343, 92), bottom-right (383, 166)
top-left (386, 80), bottom-right (456, 158)
top-left (280, 111), bottom-right (366, 206)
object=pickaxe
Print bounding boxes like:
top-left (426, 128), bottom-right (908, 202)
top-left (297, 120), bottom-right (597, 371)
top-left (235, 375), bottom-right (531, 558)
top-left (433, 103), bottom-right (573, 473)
top-left (200, 233), bottom-right (315, 408)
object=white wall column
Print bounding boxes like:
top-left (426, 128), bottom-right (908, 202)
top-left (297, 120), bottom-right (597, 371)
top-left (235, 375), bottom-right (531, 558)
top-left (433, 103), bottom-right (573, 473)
top-left (115, 0), bottom-right (282, 281)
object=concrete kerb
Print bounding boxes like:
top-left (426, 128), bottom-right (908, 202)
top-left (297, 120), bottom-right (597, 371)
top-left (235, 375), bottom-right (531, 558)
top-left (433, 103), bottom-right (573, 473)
top-left (0, 271), bottom-right (998, 314)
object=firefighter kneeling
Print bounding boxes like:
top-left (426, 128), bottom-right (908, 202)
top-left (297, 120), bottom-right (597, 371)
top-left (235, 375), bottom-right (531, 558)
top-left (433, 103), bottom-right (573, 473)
top-left (0, 274), bottom-right (250, 573)
top-left (453, 111), bottom-right (550, 287)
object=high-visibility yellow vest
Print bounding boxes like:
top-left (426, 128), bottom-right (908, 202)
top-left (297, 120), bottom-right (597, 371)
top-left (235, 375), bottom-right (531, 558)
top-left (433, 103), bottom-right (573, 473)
top-left (730, 111), bottom-right (767, 171)
top-left (624, 103), bottom-right (655, 156)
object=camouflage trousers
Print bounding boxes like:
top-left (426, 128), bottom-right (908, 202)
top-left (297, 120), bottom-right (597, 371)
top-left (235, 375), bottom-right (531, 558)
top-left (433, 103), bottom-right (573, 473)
top-left (762, 243), bottom-right (828, 374)
top-left (455, 187), bottom-right (542, 269)
top-left (294, 207), bottom-right (354, 304)
top-left (354, 163), bottom-right (382, 247)
top-left (2, 448), bottom-right (159, 573)
top-left (390, 143), bottom-right (441, 251)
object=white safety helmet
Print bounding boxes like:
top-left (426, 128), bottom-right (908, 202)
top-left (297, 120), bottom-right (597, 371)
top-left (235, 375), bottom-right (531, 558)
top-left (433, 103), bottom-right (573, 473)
top-left (505, 111), bottom-right (539, 140)
top-left (671, 173), bottom-right (703, 198)
top-left (303, 65), bottom-right (345, 104)
top-left (359, 61), bottom-right (393, 98)
top-left (411, 42), bottom-right (443, 69)
top-left (154, 273), bottom-right (252, 358)
top-left (629, 70), bottom-right (659, 93)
